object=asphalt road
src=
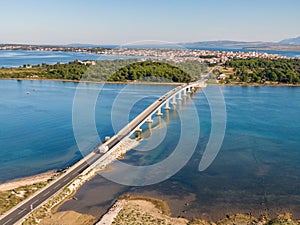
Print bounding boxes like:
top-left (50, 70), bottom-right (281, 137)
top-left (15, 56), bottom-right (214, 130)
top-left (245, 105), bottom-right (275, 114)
top-left (0, 82), bottom-right (197, 225)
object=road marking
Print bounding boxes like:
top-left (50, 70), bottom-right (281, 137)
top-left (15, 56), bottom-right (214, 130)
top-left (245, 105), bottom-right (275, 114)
top-left (2, 218), bottom-right (12, 225)
top-left (17, 208), bottom-right (26, 215)
top-left (54, 183), bottom-right (60, 189)
top-left (43, 191), bottom-right (50, 197)
top-left (32, 199), bottom-right (39, 205)
top-left (63, 177), bottom-right (69, 182)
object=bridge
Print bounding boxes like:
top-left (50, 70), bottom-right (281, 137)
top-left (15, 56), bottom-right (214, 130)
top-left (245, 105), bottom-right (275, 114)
top-left (0, 78), bottom-right (207, 225)
top-left (100, 79), bottom-right (207, 151)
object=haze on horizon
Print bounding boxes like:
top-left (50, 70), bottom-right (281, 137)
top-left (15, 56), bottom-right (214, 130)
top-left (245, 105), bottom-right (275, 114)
top-left (1, 0), bottom-right (299, 45)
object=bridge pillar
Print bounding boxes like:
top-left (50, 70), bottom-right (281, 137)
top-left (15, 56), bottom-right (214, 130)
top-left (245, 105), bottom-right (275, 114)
top-left (146, 116), bottom-right (153, 131)
top-left (188, 87), bottom-right (192, 94)
top-left (183, 94), bottom-right (187, 104)
top-left (157, 115), bottom-right (162, 128)
top-left (146, 116), bottom-right (153, 124)
top-left (171, 96), bottom-right (177, 109)
top-left (183, 89), bottom-right (187, 96)
top-left (156, 107), bottom-right (163, 117)
top-left (177, 92), bottom-right (182, 101)
top-left (165, 109), bottom-right (169, 122)
top-left (171, 96), bottom-right (177, 105)
top-left (164, 100), bottom-right (170, 110)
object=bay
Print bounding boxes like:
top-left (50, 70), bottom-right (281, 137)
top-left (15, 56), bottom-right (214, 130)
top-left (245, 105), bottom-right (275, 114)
top-left (0, 50), bottom-right (132, 68)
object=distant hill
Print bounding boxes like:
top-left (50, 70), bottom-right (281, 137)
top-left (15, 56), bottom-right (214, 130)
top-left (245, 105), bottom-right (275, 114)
top-left (279, 36), bottom-right (300, 46)
top-left (1, 36), bottom-right (299, 50)
top-left (180, 40), bottom-right (279, 49)
top-left (180, 36), bottom-right (300, 49)
top-left (64, 43), bottom-right (98, 48)
top-left (64, 43), bottom-right (118, 48)
top-left (179, 40), bottom-right (275, 49)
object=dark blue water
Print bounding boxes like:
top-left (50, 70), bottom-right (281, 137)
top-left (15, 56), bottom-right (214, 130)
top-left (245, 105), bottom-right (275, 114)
top-left (0, 80), bottom-right (172, 182)
top-left (0, 50), bottom-right (132, 68)
top-left (1, 80), bottom-right (300, 219)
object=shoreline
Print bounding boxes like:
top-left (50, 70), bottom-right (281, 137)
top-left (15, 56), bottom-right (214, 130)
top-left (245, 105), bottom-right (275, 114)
top-left (95, 195), bottom-right (300, 225)
top-left (0, 135), bottom-right (139, 195)
top-left (246, 46), bottom-right (300, 52)
top-left (2, 77), bottom-right (300, 87)
top-left (0, 171), bottom-right (57, 192)
top-left (3, 170), bottom-right (300, 225)
top-left (218, 82), bottom-right (300, 87)
top-left (0, 78), bottom-right (182, 86)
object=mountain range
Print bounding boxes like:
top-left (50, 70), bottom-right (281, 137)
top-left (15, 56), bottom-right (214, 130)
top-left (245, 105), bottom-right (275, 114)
top-left (180, 36), bottom-right (300, 49)
top-left (278, 36), bottom-right (300, 45)
top-left (1, 36), bottom-right (299, 50)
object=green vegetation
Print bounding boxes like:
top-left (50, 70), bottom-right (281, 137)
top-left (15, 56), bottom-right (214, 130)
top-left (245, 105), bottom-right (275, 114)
top-left (0, 182), bottom-right (47, 215)
top-left (0, 59), bottom-right (205, 83)
top-left (0, 61), bottom-right (88, 80)
top-left (108, 61), bottom-right (192, 82)
top-left (220, 58), bottom-right (300, 84)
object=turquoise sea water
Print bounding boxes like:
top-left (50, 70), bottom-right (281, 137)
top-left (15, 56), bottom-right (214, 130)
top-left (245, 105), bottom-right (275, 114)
top-left (0, 80), bottom-right (172, 182)
top-left (60, 84), bottom-right (300, 220)
top-left (1, 80), bottom-right (300, 219)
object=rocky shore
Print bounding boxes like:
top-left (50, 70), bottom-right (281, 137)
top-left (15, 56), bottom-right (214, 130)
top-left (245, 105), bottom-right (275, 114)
top-left (96, 195), bottom-right (300, 225)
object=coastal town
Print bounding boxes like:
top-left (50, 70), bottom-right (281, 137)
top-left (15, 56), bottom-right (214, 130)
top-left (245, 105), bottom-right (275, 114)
top-left (0, 44), bottom-right (287, 66)
top-left (101, 47), bottom-right (287, 64)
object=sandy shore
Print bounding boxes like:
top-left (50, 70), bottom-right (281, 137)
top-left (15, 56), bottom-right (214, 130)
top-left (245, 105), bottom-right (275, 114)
top-left (0, 171), bottom-right (57, 192)
top-left (96, 200), bottom-right (125, 225)
top-left (96, 197), bottom-right (188, 225)
top-left (40, 210), bottom-right (96, 225)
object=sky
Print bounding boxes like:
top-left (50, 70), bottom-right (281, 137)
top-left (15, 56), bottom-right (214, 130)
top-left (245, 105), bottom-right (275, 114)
top-left (0, 0), bottom-right (299, 45)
